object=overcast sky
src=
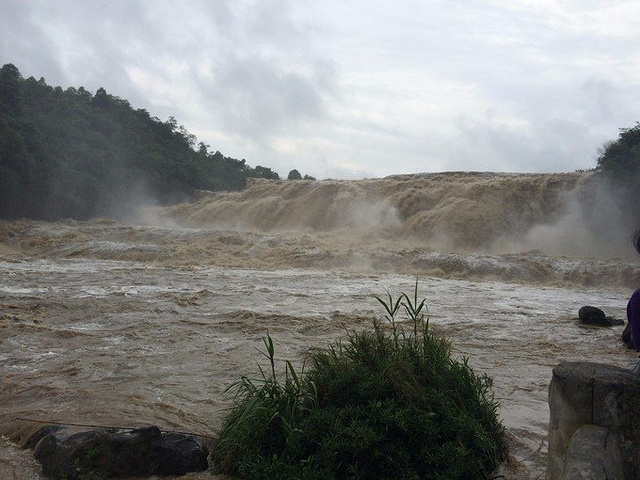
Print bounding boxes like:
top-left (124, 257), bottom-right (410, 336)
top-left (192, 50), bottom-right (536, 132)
top-left (2, 0), bottom-right (639, 179)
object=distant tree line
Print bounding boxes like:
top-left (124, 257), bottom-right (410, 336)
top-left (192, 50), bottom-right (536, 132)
top-left (0, 63), bottom-right (281, 220)
top-left (595, 122), bottom-right (640, 231)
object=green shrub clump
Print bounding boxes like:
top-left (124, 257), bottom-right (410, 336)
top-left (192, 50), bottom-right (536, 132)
top-left (211, 284), bottom-right (506, 479)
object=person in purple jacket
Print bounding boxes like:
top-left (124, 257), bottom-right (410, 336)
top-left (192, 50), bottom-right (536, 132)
top-left (627, 230), bottom-right (640, 372)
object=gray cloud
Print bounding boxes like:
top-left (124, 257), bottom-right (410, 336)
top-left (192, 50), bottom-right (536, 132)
top-left (191, 1), bottom-right (337, 141)
top-left (0, 1), bottom-right (66, 83)
top-left (206, 56), bottom-right (333, 136)
top-left (452, 116), bottom-right (599, 173)
top-left (1, 0), bottom-right (639, 178)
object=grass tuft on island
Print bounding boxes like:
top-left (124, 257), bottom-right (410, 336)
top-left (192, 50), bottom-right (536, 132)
top-left (211, 282), bottom-right (507, 479)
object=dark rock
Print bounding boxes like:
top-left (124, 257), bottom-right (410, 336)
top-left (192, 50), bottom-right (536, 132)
top-left (24, 425), bottom-right (67, 450)
top-left (606, 316), bottom-right (625, 326)
top-left (154, 432), bottom-right (209, 475)
top-left (622, 323), bottom-right (636, 349)
top-left (547, 361), bottom-right (640, 480)
top-left (578, 306), bottom-right (619, 326)
top-left (32, 425), bottom-right (209, 479)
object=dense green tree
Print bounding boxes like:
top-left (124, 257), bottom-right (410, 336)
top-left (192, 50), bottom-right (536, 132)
top-left (597, 123), bottom-right (640, 181)
top-left (596, 122), bottom-right (640, 229)
top-left (0, 63), bottom-right (23, 113)
top-left (92, 87), bottom-right (109, 108)
top-left (0, 64), bottom-right (280, 220)
top-left (287, 169), bottom-right (302, 180)
top-left (287, 169), bottom-right (315, 181)
top-left (0, 64), bottom-right (43, 218)
top-left (252, 165), bottom-right (280, 180)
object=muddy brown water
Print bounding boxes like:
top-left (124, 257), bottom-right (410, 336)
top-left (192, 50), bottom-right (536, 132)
top-left (1, 173), bottom-right (638, 479)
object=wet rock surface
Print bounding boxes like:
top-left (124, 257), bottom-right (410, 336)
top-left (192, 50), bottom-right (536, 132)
top-left (561, 424), bottom-right (624, 480)
top-left (578, 305), bottom-right (624, 327)
top-left (30, 425), bottom-right (209, 479)
top-left (547, 361), bottom-right (640, 480)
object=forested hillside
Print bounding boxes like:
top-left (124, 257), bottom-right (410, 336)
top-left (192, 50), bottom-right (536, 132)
top-left (0, 63), bottom-right (279, 220)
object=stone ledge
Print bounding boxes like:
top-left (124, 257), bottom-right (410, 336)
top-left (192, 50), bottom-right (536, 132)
top-left (547, 361), bottom-right (640, 480)
top-left (562, 424), bottom-right (624, 479)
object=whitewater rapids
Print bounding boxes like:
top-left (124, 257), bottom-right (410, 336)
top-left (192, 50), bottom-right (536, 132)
top-left (1, 172), bottom-right (638, 479)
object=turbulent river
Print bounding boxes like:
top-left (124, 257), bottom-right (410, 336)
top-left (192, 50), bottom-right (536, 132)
top-left (1, 172), bottom-right (639, 479)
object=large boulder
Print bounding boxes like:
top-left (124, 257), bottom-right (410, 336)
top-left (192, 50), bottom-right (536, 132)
top-left (578, 306), bottom-right (624, 327)
top-left (31, 425), bottom-right (209, 479)
top-left (547, 361), bottom-right (640, 480)
top-left (561, 424), bottom-right (624, 479)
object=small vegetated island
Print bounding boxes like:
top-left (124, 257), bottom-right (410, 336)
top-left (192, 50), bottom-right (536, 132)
top-left (211, 284), bottom-right (507, 479)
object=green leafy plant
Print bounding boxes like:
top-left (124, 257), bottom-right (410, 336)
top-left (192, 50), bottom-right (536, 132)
top-left (211, 282), bottom-right (506, 479)
top-left (211, 333), bottom-right (317, 477)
